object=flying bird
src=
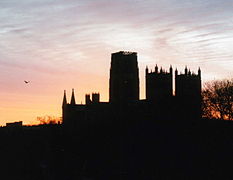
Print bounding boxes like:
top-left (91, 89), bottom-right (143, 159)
top-left (24, 80), bottom-right (30, 84)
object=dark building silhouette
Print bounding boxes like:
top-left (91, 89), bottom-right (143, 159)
top-left (146, 64), bottom-right (173, 103)
top-left (62, 51), bottom-right (202, 131)
top-left (110, 51), bottom-right (139, 103)
top-left (175, 67), bottom-right (202, 120)
top-left (6, 121), bottom-right (23, 127)
top-left (175, 66), bottom-right (201, 98)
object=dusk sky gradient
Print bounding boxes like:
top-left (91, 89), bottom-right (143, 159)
top-left (0, 0), bottom-right (233, 125)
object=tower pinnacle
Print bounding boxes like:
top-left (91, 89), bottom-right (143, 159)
top-left (62, 90), bottom-right (67, 107)
top-left (155, 64), bottom-right (158, 73)
top-left (169, 65), bottom-right (172, 74)
top-left (185, 66), bottom-right (188, 75)
top-left (146, 66), bottom-right (148, 74)
top-left (175, 68), bottom-right (178, 76)
top-left (70, 89), bottom-right (76, 105)
top-left (198, 67), bottom-right (201, 77)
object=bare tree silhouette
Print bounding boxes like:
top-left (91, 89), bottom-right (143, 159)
top-left (202, 79), bottom-right (233, 120)
top-left (37, 115), bottom-right (62, 125)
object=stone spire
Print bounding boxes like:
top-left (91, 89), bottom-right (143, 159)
top-left (70, 89), bottom-right (76, 105)
top-left (62, 90), bottom-right (67, 107)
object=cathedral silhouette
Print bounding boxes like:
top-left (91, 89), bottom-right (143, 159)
top-left (62, 51), bottom-right (201, 131)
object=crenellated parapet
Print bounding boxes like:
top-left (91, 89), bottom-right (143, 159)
top-left (146, 64), bottom-right (173, 75)
top-left (85, 92), bottom-right (100, 105)
top-left (175, 66), bottom-right (201, 78)
top-left (175, 66), bottom-right (201, 98)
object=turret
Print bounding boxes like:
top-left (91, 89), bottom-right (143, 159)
top-left (198, 67), bottom-right (201, 77)
top-left (92, 93), bottom-right (100, 104)
top-left (160, 67), bottom-right (163, 73)
top-left (185, 66), bottom-right (188, 75)
top-left (85, 94), bottom-right (91, 105)
top-left (175, 68), bottom-right (178, 76)
top-left (155, 64), bottom-right (158, 73)
top-left (146, 66), bottom-right (148, 74)
top-left (169, 65), bottom-right (172, 74)
top-left (70, 89), bottom-right (76, 105)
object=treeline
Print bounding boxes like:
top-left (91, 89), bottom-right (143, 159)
top-left (36, 115), bottom-right (62, 125)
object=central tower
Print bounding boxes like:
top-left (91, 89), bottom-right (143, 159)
top-left (109, 51), bottom-right (139, 103)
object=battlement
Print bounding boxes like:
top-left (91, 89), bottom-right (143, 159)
top-left (85, 93), bottom-right (100, 105)
top-left (175, 67), bottom-right (201, 77)
top-left (112, 51), bottom-right (137, 56)
top-left (146, 65), bottom-right (172, 75)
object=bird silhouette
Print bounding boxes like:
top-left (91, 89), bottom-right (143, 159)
top-left (24, 81), bottom-right (30, 84)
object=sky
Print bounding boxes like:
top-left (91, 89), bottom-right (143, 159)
top-left (0, 0), bottom-right (233, 125)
